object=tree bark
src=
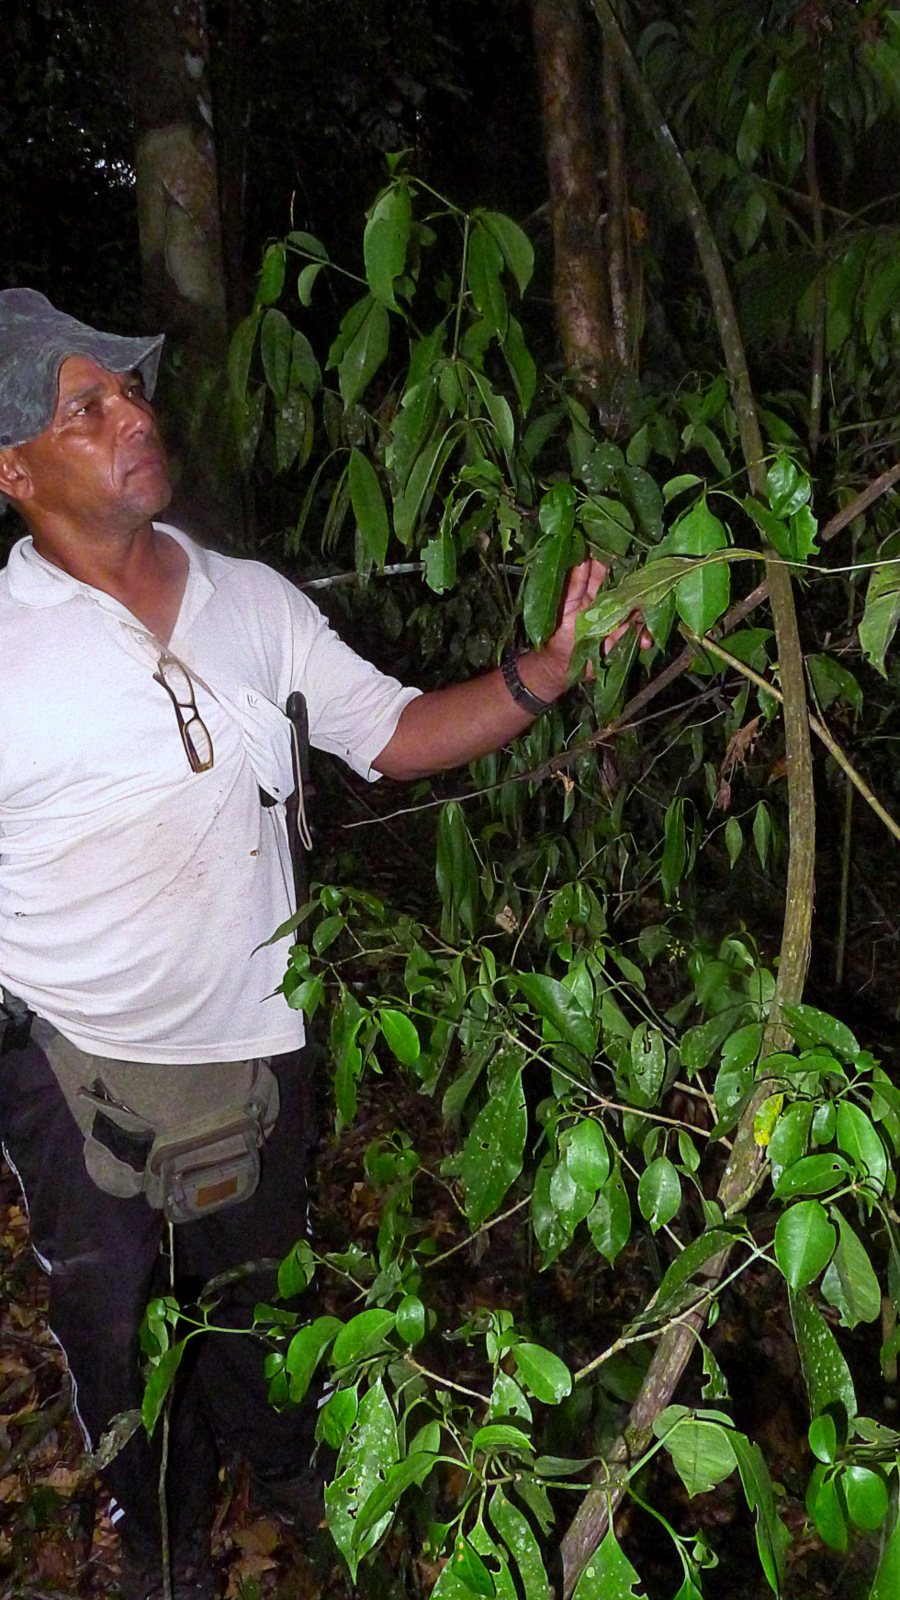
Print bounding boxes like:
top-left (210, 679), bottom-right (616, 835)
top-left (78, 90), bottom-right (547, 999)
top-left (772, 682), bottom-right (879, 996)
top-left (121, 0), bottom-right (242, 538)
top-left (531, 0), bottom-right (618, 404)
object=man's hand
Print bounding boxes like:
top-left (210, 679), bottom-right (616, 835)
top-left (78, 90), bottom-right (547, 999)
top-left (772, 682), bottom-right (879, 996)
top-left (516, 557), bottom-right (652, 705)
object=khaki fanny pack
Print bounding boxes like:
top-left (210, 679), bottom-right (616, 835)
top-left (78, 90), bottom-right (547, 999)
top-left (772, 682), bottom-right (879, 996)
top-left (33, 1019), bottom-right (280, 1223)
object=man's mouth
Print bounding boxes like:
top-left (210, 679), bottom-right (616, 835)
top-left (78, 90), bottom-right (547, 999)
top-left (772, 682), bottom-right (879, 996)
top-left (124, 449), bottom-right (168, 480)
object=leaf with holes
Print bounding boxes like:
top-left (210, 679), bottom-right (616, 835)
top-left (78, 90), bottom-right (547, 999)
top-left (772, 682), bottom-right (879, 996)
top-left (461, 1069), bottom-right (527, 1227)
top-left (325, 1379), bottom-right (398, 1578)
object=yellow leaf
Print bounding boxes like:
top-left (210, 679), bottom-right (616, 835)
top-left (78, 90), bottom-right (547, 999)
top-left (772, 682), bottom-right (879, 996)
top-left (754, 1093), bottom-right (784, 1147)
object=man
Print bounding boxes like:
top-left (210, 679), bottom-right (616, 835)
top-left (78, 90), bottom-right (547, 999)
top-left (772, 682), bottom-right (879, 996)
top-left (0, 289), bottom-right (639, 1598)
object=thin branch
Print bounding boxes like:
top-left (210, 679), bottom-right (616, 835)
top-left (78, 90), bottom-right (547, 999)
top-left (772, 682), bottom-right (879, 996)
top-left (805, 97), bottom-right (825, 460)
top-left (424, 1196), bottom-right (531, 1268)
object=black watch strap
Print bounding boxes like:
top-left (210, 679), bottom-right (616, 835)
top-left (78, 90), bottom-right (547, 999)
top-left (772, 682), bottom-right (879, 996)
top-left (500, 647), bottom-right (556, 717)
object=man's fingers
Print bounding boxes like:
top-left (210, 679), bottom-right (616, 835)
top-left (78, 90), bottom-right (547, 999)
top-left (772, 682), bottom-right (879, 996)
top-left (602, 608), bottom-right (653, 656)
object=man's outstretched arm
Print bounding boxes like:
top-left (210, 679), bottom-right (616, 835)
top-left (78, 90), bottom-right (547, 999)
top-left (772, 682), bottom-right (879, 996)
top-left (373, 560), bottom-right (647, 781)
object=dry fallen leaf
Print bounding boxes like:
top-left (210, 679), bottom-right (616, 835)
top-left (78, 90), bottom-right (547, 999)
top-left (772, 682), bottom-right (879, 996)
top-left (232, 1517), bottom-right (282, 1557)
top-left (38, 1463), bottom-right (86, 1494)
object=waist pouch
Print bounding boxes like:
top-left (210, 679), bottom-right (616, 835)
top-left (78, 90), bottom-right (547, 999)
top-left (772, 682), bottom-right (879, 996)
top-left (32, 1019), bottom-right (280, 1223)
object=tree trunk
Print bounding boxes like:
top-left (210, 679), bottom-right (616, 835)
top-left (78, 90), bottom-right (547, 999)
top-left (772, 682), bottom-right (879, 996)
top-left (121, 0), bottom-right (243, 539)
top-left (531, 0), bottom-right (619, 409)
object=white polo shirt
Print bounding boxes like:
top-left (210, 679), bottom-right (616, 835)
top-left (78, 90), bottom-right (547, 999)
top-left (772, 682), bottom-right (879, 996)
top-left (0, 524), bottom-right (420, 1063)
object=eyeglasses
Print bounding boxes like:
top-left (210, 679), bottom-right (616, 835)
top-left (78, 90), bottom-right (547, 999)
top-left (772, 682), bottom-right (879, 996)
top-left (153, 655), bottom-right (214, 773)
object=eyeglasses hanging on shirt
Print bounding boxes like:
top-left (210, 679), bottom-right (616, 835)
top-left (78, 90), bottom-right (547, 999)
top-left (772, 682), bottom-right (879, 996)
top-left (153, 654), bottom-right (215, 773)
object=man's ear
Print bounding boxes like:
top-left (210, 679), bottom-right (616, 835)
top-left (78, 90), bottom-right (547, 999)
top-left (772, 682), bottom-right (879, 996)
top-left (0, 448), bottom-right (33, 504)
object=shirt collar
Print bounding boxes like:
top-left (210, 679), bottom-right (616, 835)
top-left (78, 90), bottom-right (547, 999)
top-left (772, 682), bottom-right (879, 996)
top-left (5, 521), bottom-right (216, 635)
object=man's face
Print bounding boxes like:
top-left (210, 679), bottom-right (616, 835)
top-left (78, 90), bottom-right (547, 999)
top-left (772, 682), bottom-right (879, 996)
top-left (0, 354), bottom-right (172, 533)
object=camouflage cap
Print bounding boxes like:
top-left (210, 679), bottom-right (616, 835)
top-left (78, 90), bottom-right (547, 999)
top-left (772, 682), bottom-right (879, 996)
top-left (0, 288), bottom-right (165, 450)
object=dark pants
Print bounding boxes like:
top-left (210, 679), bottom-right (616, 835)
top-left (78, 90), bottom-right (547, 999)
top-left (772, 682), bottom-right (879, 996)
top-left (0, 1037), bottom-right (319, 1559)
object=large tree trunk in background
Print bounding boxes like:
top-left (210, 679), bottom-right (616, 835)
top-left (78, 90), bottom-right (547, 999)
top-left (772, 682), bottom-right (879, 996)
top-left (532, 0), bottom-right (619, 412)
top-left (121, 0), bottom-right (243, 540)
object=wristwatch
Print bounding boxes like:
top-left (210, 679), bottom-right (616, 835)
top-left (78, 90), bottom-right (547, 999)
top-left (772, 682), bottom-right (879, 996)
top-left (500, 646), bottom-right (556, 717)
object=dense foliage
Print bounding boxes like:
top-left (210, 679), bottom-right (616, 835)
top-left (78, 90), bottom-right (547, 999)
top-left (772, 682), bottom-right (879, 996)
top-left (147, 106), bottom-right (900, 1596)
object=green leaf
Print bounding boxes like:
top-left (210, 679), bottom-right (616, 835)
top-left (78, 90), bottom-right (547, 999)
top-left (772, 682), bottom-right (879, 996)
top-left (503, 315), bottom-right (537, 412)
top-left (523, 528), bottom-right (573, 648)
top-left (638, 1157), bottom-right (681, 1232)
top-left (285, 1316), bottom-right (342, 1404)
top-left (870, 1510), bottom-right (900, 1599)
top-left (566, 1119), bottom-right (610, 1190)
top-left (479, 211), bottom-right (534, 295)
top-left (467, 222), bottom-right (508, 337)
top-left (789, 1288), bottom-right (857, 1421)
top-left (277, 1238), bottom-right (315, 1299)
top-left (489, 1370), bottom-right (532, 1423)
top-left (297, 261), bottom-right (324, 305)
top-left (781, 1005), bottom-right (859, 1061)
top-left (393, 428), bottom-right (455, 545)
top-left (461, 1069), bottom-right (527, 1228)
top-left (808, 1413), bottom-right (837, 1464)
top-left (864, 251), bottom-right (900, 346)
top-left (379, 1007), bottom-right (421, 1067)
top-left (228, 308), bottom-right (261, 408)
top-left (325, 1379), bottom-right (398, 1579)
top-left (820, 1212), bottom-right (883, 1328)
top-left (859, 533), bottom-right (900, 676)
top-left (736, 99), bottom-right (765, 167)
top-left (843, 1465), bottom-right (889, 1530)
top-left (730, 1433), bottom-right (790, 1593)
top-left (435, 799), bottom-right (479, 939)
top-left (774, 1201), bottom-right (837, 1289)
top-left (472, 1422), bottom-right (535, 1456)
top-left (274, 384), bottom-right (313, 473)
top-left (288, 228), bottom-right (330, 261)
top-left (352, 1450), bottom-right (437, 1549)
top-left (571, 1527), bottom-right (646, 1599)
top-left (364, 183), bottom-right (412, 310)
top-left (807, 654), bottom-right (862, 715)
top-left (835, 1101), bottom-right (888, 1192)
top-left (641, 1229), bottom-right (735, 1323)
top-left (395, 1294), bottom-right (426, 1345)
top-left (664, 500), bottom-right (730, 634)
top-left (488, 1487), bottom-right (550, 1600)
top-left (516, 972), bottom-right (597, 1058)
top-left (260, 307), bottom-right (293, 404)
top-left (142, 1341), bottom-right (186, 1436)
top-left (317, 1385), bottom-right (359, 1449)
top-left (256, 242), bottom-right (286, 306)
top-left (752, 802), bottom-right (772, 869)
top-left (338, 298), bottom-right (391, 407)
top-left (389, 378), bottom-right (438, 487)
top-left (423, 523), bottom-right (458, 594)
top-left (773, 1152), bottom-right (851, 1199)
top-left (653, 1407), bottom-right (737, 1495)
top-left (660, 798), bottom-right (686, 903)
top-left (809, 1467), bottom-right (848, 1550)
top-left (331, 1308), bottom-right (397, 1368)
top-left (587, 1167), bottom-right (631, 1264)
top-left (767, 454), bottom-right (811, 518)
top-left (725, 815), bottom-right (743, 867)
top-left (450, 1534), bottom-right (495, 1598)
top-left (348, 449), bottom-right (390, 569)
top-left (513, 1342), bottom-right (572, 1404)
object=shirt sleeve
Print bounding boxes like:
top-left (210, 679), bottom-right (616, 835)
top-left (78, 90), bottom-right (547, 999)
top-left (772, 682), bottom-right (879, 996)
top-left (282, 581), bottom-right (422, 781)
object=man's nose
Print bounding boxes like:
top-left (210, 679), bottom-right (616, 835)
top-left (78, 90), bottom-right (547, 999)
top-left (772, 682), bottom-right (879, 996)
top-left (116, 390), bottom-right (155, 435)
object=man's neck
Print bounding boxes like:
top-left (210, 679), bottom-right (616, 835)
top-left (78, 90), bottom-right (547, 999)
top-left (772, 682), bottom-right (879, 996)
top-left (30, 519), bottom-right (189, 643)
